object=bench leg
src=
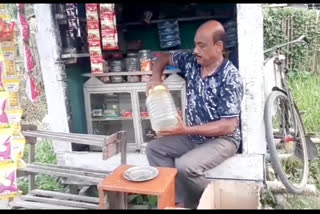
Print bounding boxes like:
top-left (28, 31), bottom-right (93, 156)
top-left (99, 189), bottom-right (108, 209)
top-left (107, 192), bottom-right (127, 209)
top-left (99, 190), bottom-right (127, 209)
top-left (157, 179), bottom-right (175, 209)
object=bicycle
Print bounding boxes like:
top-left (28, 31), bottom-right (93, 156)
top-left (263, 35), bottom-right (318, 194)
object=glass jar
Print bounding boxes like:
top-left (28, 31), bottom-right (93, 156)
top-left (110, 59), bottom-right (125, 83)
top-left (125, 52), bottom-right (140, 83)
top-left (139, 50), bottom-right (152, 82)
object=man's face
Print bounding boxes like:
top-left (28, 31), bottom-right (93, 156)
top-left (193, 29), bottom-right (221, 66)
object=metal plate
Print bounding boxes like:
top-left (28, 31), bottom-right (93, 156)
top-left (123, 166), bottom-right (159, 182)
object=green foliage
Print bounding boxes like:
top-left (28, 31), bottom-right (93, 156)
top-left (4, 4), bottom-right (18, 20)
top-left (286, 195), bottom-right (320, 209)
top-left (35, 139), bottom-right (57, 164)
top-left (263, 7), bottom-right (320, 74)
top-left (19, 140), bottom-right (66, 194)
top-left (35, 174), bottom-right (65, 192)
top-left (261, 190), bottom-right (277, 208)
top-left (128, 194), bottom-right (157, 209)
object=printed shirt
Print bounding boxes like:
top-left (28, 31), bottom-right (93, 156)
top-left (172, 51), bottom-right (244, 148)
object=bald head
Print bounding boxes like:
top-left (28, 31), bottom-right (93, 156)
top-left (193, 20), bottom-right (226, 66)
top-left (197, 20), bottom-right (226, 46)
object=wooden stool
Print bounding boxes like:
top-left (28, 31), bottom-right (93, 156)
top-left (98, 165), bottom-right (177, 209)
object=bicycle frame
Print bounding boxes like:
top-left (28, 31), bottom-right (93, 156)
top-left (264, 35), bottom-right (309, 139)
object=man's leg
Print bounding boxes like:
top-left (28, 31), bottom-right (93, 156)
top-left (146, 135), bottom-right (195, 205)
top-left (175, 138), bottom-right (237, 209)
top-left (145, 135), bottom-right (195, 167)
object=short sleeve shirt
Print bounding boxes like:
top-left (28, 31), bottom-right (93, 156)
top-left (172, 51), bottom-right (244, 149)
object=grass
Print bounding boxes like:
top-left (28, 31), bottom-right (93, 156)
top-left (289, 71), bottom-right (320, 191)
top-left (289, 71), bottom-right (320, 135)
top-left (286, 195), bottom-right (320, 209)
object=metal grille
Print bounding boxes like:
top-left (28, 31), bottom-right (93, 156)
top-left (307, 4), bottom-right (320, 10)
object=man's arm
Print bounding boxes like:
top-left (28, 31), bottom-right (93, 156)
top-left (146, 53), bottom-right (173, 94)
top-left (151, 53), bottom-right (174, 83)
top-left (158, 117), bottom-right (238, 137)
top-left (186, 118), bottom-right (238, 136)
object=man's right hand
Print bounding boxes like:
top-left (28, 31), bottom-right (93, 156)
top-left (146, 80), bottom-right (164, 96)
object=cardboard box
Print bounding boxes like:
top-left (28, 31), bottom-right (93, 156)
top-left (197, 180), bottom-right (262, 209)
top-left (166, 180), bottom-right (262, 210)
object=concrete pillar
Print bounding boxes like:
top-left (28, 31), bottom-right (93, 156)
top-left (34, 4), bottom-right (72, 152)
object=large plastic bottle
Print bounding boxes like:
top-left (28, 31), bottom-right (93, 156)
top-left (146, 85), bottom-right (179, 132)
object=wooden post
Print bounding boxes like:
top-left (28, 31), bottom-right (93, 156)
top-left (22, 124), bottom-right (38, 193)
top-left (28, 142), bottom-right (36, 192)
top-left (118, 131), bottom-right (127, 165)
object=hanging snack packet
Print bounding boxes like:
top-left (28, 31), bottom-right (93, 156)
top-left (0, 61), bottom-right (4, 91)
top-left (0, 162), bottom-right (19, 199)
top-left (1, 44), bottom-right (17, 79)
top-left (0, 91), bottom-right (9, 128)
top-left (0, 136), bottom-right (11, 161)
top-left (100, 4), bottom-right (119, 51)
top-left (3, 79), bottom-right (20, 110)
top-left (0, 128), bottom-right (13, 162)
top-left (0, 18), bottom-right (16, 42)
top-left (7, 109), bottom-right (22, 136)
top-left (24, 44), bottom-right (35, 73)
top-left (25, 75), bottom-right (41, 103)
top-left (19, 12), bottom-right (30, 42)
top-left (11, 137), bottom-right (25, 164)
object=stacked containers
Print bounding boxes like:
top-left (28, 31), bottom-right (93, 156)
top-left (139, 50), bottom-right (152, 82)
top-left (158, 20), bottom-right (181, 49)
top-left (126, 53), bottom-right (140, 83)
top-left (224, 20), bottom-right (238, 49)
top-left (110, 59), bottom-right (125, 83)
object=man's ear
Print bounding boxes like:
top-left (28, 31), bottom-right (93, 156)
top-left (216, 41), bottom-right (224, 52)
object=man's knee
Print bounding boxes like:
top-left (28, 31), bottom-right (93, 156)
top-left (145, 138), bottom-right (163, 158)
top-left (175, 156), bottom-right (203, 177)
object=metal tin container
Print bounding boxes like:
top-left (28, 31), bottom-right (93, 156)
top-left (126, 52), bottom-right (140, 82)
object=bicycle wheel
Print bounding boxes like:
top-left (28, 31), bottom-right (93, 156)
top-left (264, 90), bottom-right (309, 194)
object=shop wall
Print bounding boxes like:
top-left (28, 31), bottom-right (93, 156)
top-left (66, 59), bottom-right (90, 134)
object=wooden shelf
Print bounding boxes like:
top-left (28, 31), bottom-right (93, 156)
top-left (91, 117), bottom-right (133, 121)
top-left (61, 53), bottom-right (90, 59)
top-left (119, 15), bottom-right (230, 27)
top-left (82, 69), bottom-right (180, 77)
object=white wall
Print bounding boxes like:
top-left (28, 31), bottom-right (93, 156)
top-left (34, 4), bottom-right (72, 152)
top-left (237, 4), bottom-right (266, 155)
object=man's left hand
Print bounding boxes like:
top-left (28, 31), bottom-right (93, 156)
top-left (158, 116), bottom-right (188, 136)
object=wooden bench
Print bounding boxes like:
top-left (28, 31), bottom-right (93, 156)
top-left (10, 125), bottom-right (127, 209)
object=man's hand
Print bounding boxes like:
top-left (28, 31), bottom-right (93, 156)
top-left (146, 80), bottom-right (165, 96)
top-left (158, 116), bottom-right (188, 136)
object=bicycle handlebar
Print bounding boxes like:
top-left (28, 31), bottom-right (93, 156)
top-left (264, 35), bottom-right (310, 54)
